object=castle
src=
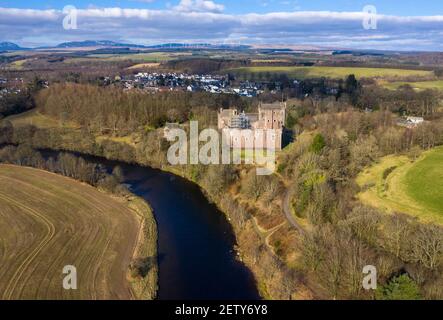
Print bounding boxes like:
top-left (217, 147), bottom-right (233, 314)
top-left (218, 102), bottom-right (286, 150)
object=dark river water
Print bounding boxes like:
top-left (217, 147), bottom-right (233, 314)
top-left (39, 149), bottom-right (260, 300)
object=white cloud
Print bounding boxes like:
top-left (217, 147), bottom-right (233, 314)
top-left (173, 0), bottom-right (225, 13)
top-left (0, 6), bottom-right (443, 50)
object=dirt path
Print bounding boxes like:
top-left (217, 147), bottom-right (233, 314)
top-left (273, 171), bottom-right (305, 234)
top-left (282, 187), bottom-right (305, 235)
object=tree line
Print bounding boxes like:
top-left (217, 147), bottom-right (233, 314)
top-left (0, 77), bottom-right (46, 119)
top-left (35, 83), bottom-right (256, 135)
top-left (0, 144), bottom-right (127, 195)
top-left (277, 108), bottom-right (443, 299)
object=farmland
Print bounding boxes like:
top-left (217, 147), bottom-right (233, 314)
top-left (404, 147), bottom-right (443, 216)
top-left (0, 165), bottom-right (148, 299)
top-left (356, 147), bottom-right (443, 224)
top-left (227, 66), bottom-right (434, 80)
top-left (62, 52), bottom-right (183, 64)
top-left (8, 59), bottom-right (29, 70)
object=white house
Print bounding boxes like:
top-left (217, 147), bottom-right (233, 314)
top-left (406, 116), bottom-right (424, 125)
top-left (397, 116), bottom-right (425, 128)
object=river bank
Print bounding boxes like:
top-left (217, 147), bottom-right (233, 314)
top-left (0, 139), bottom-right (260, 299)
top-left (161, 166), bottom-right (289, 299)
top-left (3, 117), bottom-right (297, 299)
top-left (125, 196), bottom-right (158, 300)
top-left (0, 160), bottom-right (158, 300)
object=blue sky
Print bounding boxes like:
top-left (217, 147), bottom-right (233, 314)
top-left (2, 0), bottom-right (442, 15)
top-left (1, 0), bottom-right (442, 50)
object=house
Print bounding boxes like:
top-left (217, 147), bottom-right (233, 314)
top-left (397, 116), bottom-right (425, 128)
top-left (218, 102), bottom-right (286, 150)
top-left (406, 116), bottom-right (424, 125)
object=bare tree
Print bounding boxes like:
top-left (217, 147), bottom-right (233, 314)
top-left (411, 224), bottom-right (443, 270)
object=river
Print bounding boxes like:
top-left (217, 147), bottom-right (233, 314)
top-left (39, 149), bottom-right (260, 300)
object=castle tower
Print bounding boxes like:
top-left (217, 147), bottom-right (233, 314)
top-left (258, 102), bottom-right (286, 130)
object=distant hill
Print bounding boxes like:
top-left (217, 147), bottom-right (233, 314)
top-left (332, 50), bottom-right (386, 56)
top-left (55, 40), bottom-right (147, 48)
top-left (146, 43), bottom-right (250, 50)
top-left (0, 42), bottom-right (25, 51)
top-left (51, 41), bottom-right (249, 50)
top-left (6, 40), bottom-right (251, 51)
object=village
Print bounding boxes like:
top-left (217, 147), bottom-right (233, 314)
top-left (0, 77), bottom-right (24, 97)
top-left (104, 72), bottom-right (272, 97)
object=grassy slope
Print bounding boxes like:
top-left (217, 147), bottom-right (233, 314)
top-left (7, 110), bottom-right (138, 147)
top-left (127, 63), bottom-right (161, 70)
top-left (0, 165), bottom-right (156, 299)
top-left (227, 66), bottom-right (433, 79)
top-left (356, 147), bottom-right (443, 224)
top-left (8, 59), bottom-right (29, 70)
top-left (404, 147), bottom-right (443, 214)
top-left (126, 197), bottom-right (158, 300)
top-left (6, 109), bottom-right (79, 129)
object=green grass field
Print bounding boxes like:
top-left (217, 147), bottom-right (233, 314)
top-left (227, 66), bottom-right (433, 80)
top-left (404, 148), bottom-right (443, 214)
top-left (7, 59), bottom-right (29, 70)
top-left (6, 109), bottom-right (78, 129)
top-left (1, 51), bottom-right (37, 57)
top-left (89, 52), bottom-right (174, 61)
top-left (357, 147), bottom-right (443, 224)
top-left (6, 110), bottom-right (140, 147)
top-left (63, 52), bottom-right (181, 64)
top-left (381, 80), bottom-right (443, 91)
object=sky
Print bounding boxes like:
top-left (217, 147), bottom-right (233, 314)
top-left (1, 0), bottom-right (443, 51)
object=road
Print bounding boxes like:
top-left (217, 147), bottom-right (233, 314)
top-left (281, 185), bottom-right (305, 235)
